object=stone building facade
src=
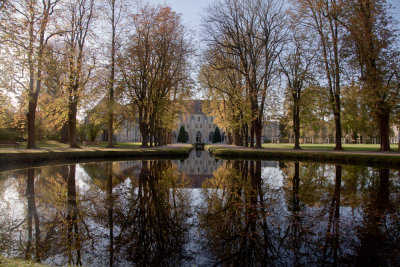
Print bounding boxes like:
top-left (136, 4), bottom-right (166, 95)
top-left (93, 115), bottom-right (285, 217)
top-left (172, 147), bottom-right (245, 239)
top-left (104, 99), bottom-right (282, 144)
top-left (172, 100), bottom-right (226, 144)
top-left (112, 120), bottom-right (142, 143)
top-left (108, 100), bottom-right (226, 144)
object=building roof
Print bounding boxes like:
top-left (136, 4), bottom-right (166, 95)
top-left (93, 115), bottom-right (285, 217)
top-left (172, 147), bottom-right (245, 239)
top-left (184, 100), bottom-right (206, 115)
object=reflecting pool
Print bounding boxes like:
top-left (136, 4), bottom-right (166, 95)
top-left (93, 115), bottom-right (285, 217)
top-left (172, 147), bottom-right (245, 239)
top-left (0, 151), bottom-right (399, 266)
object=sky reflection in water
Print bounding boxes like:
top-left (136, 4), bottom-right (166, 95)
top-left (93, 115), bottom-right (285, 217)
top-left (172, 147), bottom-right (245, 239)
top-left (0, 151), bottom-right (399, 266)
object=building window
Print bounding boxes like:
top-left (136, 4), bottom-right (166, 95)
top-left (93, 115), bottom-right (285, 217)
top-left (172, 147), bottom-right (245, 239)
top-left (196, 131), bottom-right (202, 142)
top-left (198, 116), bottom-right (200, 121)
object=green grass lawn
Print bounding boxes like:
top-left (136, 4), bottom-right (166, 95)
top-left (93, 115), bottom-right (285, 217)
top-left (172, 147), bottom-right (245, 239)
top-left (0, 255), bottom-right (48, 266)
top-left (262, 143), bottom-right (399, 151)
top-left (79, 141), bottom-right (143, 148)
top-left (0, 140), bottom-right (144, 149)
top-left (0, 140), bottom-right (70, 149)
top-left (99, 142), bottom-right (142, 148)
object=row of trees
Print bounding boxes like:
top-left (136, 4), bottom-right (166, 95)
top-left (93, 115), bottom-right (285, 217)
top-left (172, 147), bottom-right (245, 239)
top-left (1, 0), bottom-right (399, 150)
top-left (1, 0), bottom-right (99, 148)
top-left (0, 1), bottom-right (192, 148)
top-left (199, 0), bottom-right (400, 151)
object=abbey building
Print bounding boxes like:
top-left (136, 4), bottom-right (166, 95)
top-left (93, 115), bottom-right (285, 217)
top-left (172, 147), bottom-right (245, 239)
top-left (112, 100), bottom-right (227, 144)
top-left (102, 100), bottom-right (279, 144)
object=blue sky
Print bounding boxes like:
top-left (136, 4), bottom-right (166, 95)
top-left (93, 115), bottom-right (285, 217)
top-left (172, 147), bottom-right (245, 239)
top-left (145, 0), bottom-right (400, 32)
top-left (144, 0), bottom-right (213, 29)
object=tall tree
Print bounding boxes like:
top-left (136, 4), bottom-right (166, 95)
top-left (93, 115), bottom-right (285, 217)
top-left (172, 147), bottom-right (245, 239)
top-left (212, 126), bottom-right (222, 143)
top-left (120, 5), bottom-right (192, 148)
top-left (2, 0), bottom-right (60, 148)
top-left (297, 0), bottom-right (346, 150)
top-left (202, 0), bottom-right (286, 148)
top-left (104, 0), bottom-right (126, 148)
top-left (199, 47), bottom-right (251, 146)
top-left (64, 0), bottom-right (95, 148)
top-left (280, 31), bottom-right (314, 149)
top-left (177, 125), bottom-right (188, 143)
top-left (342, 0), bottom-right (399, 151)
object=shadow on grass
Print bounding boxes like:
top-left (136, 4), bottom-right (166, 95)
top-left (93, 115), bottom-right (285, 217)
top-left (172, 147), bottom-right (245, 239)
top-left (262, 143), bottom-right (398, 152)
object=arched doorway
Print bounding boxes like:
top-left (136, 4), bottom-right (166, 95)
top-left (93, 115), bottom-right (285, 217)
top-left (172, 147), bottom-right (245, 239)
top-left (209, 132), bottom-right (213, 143)
top-left (196, 131), bottom-right (202, 142)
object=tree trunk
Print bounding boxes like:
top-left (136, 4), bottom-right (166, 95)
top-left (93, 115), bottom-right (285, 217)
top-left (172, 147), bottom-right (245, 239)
top-left (227, 132), bottom-right (233, 144)
top-left (244, 123), bottom-right (249, 147)
top-left (333, 111), bottom-right (342, 150)
top-left (232, 128), bottom-right (242, 146)
top-left (26, 98), bottom-right (37, 148)
top-left (378, 112), bottom-right (391, 151)
top-left (255, 118), bottom-right (262, 149)
top-left (26, 10), bottom-right (36, 149)
top-left (139, 123), bottom-right (149, 148)
top-left (107, 105), bottom-right (114, 147)
top-left (26, 2), bottom-right (51, 148)
top-left (250, 124), bottom-right (255, 148)
top-left (138, 108), bottom-right (149, 147)
top-left (293, 100), bottom-right (301, 149)
top-left (149, 114), bottom-right (155, 147)
top-left (68, 97), bottom-right (80, 148)
top-left (398, 129), bottom-right (400, 152)
top-left (61, 123), bottom-right (69, 143)
top-left (107, 0), bottom-right (116, 148)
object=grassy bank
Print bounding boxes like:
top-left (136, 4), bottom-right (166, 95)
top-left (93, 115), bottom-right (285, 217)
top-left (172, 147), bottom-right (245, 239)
top-left (262, 143), bottom-right (399, 151)
top-left (206, 145), bottom-right (400, 167)
top-left (1, 140), bottom-right (143, 149)
top-left (0, 256), bottom-right (47, 267)
top-left (0, 144), bottom-right (193, 169)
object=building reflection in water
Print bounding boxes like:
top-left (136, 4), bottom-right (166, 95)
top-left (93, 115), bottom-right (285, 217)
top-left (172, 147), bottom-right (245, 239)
top-left (176, 150), bottom-right (223, 188)
top-left (176, 150), bottom-right (278, 188)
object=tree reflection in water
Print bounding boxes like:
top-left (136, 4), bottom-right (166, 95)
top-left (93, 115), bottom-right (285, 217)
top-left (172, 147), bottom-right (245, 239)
top-left (106, 162), bottom-right (114, 267)
top-left (66, 165), bottom-right (81, 266)
top-left (0, 159), bottom-right (400, 266)
top-left (198, 160), bottom-right (273, 266)
top-left (354, 168), bottom-right (400, 266)
top-left (25, 168), bottom-right (41, 262)
top-left (113, 160), bottom-right (192, 266)
top-left (199, 161), bottom-right (400, 266)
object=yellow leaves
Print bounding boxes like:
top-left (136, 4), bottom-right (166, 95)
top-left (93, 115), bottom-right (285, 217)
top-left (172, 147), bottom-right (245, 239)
top-left (38, 92), bottom-right (68, 132)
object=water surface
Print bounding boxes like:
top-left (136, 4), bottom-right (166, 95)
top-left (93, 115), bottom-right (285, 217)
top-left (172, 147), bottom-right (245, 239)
top-left (0, 151), bottom-right (399, 266)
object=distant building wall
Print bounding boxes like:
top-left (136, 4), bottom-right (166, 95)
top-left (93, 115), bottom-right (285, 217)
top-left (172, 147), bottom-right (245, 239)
top-left (110, 100), bottom-right (226, 144)
top-left (262, 122), bottom-right (280, 143)
top-left (177, 100), bottom-right (226, 144)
